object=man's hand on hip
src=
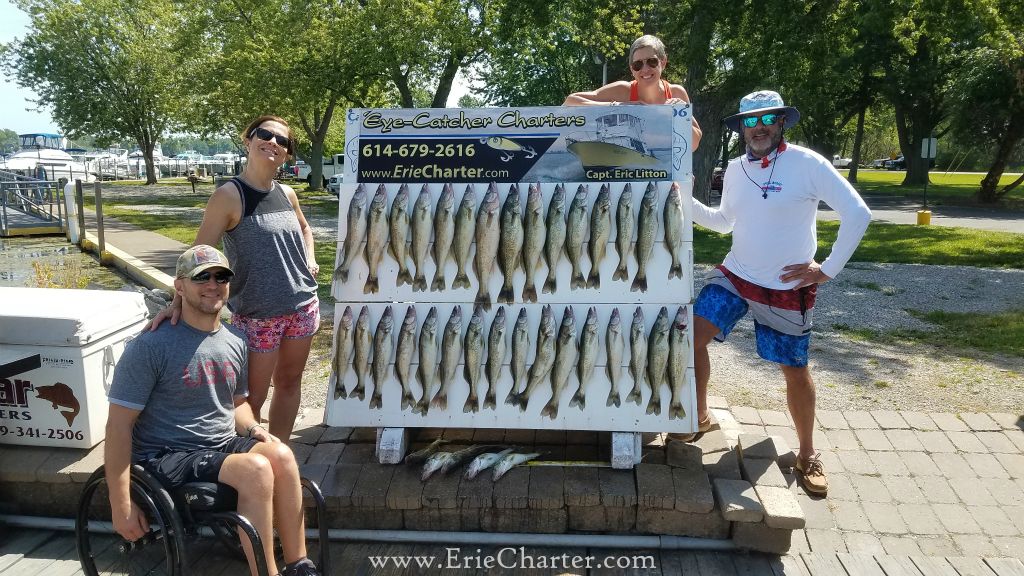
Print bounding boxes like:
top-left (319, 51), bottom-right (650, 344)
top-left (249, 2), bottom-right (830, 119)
top-left (780, 261), bottom-right (831, 289)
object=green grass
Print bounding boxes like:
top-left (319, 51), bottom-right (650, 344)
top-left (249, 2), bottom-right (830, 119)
top-left (836, 309), bottom-right (1024, 357)
top-left (845, 170), bottom-right (1024, 208)
top-left (695, 220), bottom-right (1024, 268)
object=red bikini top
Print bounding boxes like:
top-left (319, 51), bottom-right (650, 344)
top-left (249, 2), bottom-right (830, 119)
top-left (629, 80), bottom-right (673, 102)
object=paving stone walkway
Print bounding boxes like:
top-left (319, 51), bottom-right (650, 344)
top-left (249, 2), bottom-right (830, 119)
top-left (1, 405), bottom-right (1021, 574)
top-left (732, 407), bottom-right (1024, 561)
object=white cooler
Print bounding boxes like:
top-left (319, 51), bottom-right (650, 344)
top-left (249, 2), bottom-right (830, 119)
top-left (0, 287), bottom-right (149, 448)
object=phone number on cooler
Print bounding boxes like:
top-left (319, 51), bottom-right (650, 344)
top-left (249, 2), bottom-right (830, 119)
top-left (0, 425), bottom-right (84, 440)
top-left (362, 143), bottom-right (476, 158)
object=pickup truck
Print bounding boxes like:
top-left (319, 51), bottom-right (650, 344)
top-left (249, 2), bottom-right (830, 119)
top-left (294, 153), bottom-right (345, 187)
top-left (832, 155), bottom-right (853, 168)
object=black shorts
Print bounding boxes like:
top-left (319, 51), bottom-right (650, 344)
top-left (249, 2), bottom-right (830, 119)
top-left (140, 437), bottom-right (259, 489)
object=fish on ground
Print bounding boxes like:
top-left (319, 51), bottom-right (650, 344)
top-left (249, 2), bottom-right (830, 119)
top-left (389, 184), bottom-right (413, 287)
top-left (613, 183), bottom-right (633, 282)
top-left (497, 184), bottom-right (524, 305)
top-left (587, 184), bottom-right (611, 289)
top-left (363, 185), bottom-right (389, 294)
top-left (462, 306), bottom-right (486, 413)
top-left (421, 444), bottom-right (501, 481)
top-left (405, 437), bottom-right (448, 465)
top-left (395, 306), bottom-right (418, 410)
top-left (432, 306), bottom-right (464, 411)
top-left (452, 185), bottom-right (477, 290)
top-left (504, 308), bottom-right (530, 406)
top-left (350, 306), bottom-right (372, 401)
top-left (474, 184), bottom-right (502, 310)
top-left (464, 448), bottom-right (514, 480)
top-left (625, 307), bottom-right (646, 406)
top-left (542, 184), bottom-right (567, 294)
top-left (542, 306), bottom-right (578, 420)
top-left (430, 183), bottom-right (456, 291)
top-left (516, 304), bottom-right (555, 411)
top-left (668, 306), bottom-right (689, 420)
top-left (413, 306), bottom-right (439, 415)
top-left (605, 307), bottom-right (624, 407)
top-left (484, 306), bottom-right (507, 410)
top-left (664, 182), bottom-right (685, 280)
top-left (565, 185), bottom-right (589, 290)
top-left (570, 306), bottom-right (599, 410)
top-left (331, 305), bottom-right (354, 399)
top-left (631, 182), bottom-right (658, 293)
top-left (410, 184), bottom-right (433, 291)
top-left (333, 184), bottom-right (366, 283)
top-left (521, 183), bottom-right (546, 302)
top-left (370, 305), bottom-right (394, 409)
top-left (646, 306), bottom-right (671, 416)
top-left (493, 452), bottom-right (542, 481)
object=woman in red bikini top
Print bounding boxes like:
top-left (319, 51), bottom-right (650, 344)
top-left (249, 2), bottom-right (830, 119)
top-left (563, 34), bottom-right (703, 150)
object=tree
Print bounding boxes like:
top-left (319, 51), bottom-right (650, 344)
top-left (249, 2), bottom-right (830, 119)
top-left (0, 128), bottom-right (18, 154)
top-left (873, 0), bottom-right (988, 186)
top-left (366, 0), bottom-right (496, 109)
top-left (948, 1), bottom-right (1024, 203)
top-left (1, 0), bottom-right (184, 184)
top-left (472, 0), bottom-right (646, 106)
top-left (179, 0), bottom-right (382, 190)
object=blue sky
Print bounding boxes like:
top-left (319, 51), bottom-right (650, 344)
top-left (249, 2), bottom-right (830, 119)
top-left (1, 0), bottom-right (59, 133)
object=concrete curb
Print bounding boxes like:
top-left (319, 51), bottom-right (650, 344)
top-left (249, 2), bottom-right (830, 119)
top-left (81, 231), bottom-right (174, 293)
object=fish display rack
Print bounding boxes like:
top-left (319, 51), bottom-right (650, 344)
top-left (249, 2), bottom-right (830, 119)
top-left (327, 180), bottom-right (697, 467)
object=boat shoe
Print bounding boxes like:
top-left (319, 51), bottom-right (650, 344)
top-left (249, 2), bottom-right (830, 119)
top-left (795, 452), bottom-right (828, 496)
top-left (666, 413), bottom-right (717, 443)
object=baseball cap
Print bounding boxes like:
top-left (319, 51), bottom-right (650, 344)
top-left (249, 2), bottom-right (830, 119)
top-left (176, 245), bottom-right (233, 278)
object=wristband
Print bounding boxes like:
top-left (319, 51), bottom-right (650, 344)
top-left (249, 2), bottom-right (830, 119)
top-left (246, 423), bottom-right (265, 438)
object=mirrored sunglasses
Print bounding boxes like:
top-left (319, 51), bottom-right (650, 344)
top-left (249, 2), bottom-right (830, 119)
top-left (249, 126), bottom-right (292, 151)
top-left (742, 113), bottom-right (783, 128)
top-left (190, 270), bottom-right (234, 284)
top-left (630, 57), bottom-right (660, 72)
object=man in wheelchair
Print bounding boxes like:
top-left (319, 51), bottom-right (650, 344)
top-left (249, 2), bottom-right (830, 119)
top-left (104, 245), bottom-right (321, 576)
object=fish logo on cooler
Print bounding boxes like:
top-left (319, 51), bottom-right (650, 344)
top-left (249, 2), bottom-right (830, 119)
top-left (35, 382), bottom-right (81, 426)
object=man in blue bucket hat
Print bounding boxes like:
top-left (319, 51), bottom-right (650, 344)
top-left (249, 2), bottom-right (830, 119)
top-left (685, 90), bottom-right (871, 496)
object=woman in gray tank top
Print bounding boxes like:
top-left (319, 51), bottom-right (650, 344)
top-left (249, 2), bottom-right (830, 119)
top-left (151, 115), bottom-right (320, 439)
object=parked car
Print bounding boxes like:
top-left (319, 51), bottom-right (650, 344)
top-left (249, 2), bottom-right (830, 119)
top-left (710, 167), bottom-right (724, 194)
top-left (327, 174), bottom-right (342, 196)
top-left (871, 158), bottom-right (888, 168)
top-left (884, 156), bottom-right (906, 170)
top-left (832, 154), bottom-right (853, 168)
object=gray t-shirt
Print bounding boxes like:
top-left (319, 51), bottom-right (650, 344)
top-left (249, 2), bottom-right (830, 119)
top-left (108, 320), bottom-right (249, 461)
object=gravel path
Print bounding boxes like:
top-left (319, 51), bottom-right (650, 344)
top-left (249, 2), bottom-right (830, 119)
top-left (103, 185), bottom-right (1024, 413)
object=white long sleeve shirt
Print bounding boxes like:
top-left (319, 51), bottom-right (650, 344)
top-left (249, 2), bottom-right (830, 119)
top-left (692, 143), bottom-right (871, 289)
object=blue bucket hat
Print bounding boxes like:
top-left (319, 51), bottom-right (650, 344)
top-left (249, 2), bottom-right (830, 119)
top-left (723, 90), bottom-right (801, 132)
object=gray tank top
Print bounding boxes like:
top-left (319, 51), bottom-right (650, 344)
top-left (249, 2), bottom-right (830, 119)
top-left (222, 177), bottom-right (318, 318)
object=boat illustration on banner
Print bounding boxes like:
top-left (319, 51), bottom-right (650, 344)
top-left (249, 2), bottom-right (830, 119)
top-left (565, 113), bottom-right (660, 170)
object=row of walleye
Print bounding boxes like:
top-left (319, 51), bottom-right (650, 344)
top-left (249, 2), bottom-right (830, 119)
top-left (333, 181), bottom-right (687, 307)
top-left (330, 303), bottom-right (691, 420)
top-left (408, 440), bottom-right (542, 482)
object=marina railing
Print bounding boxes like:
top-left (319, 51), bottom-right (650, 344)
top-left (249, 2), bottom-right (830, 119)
top-left (0, 170), bottom-right (66, 236)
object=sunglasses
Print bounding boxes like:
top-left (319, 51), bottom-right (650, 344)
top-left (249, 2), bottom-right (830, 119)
top-left (190, 270), bottom-right (234, 284)
top-left (630, 57), bottom-right (661, 72)
top-left (742, 113), bottom-right (784, 128)
top-left (249, 127), bottom-right (292, 151)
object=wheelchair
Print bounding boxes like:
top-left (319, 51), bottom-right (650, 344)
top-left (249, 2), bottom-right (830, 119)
top-left (75, 464), bottom-right (330, 576)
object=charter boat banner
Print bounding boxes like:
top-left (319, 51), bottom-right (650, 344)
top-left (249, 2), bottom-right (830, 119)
top-left (344, 105), bottom-right (693, 183)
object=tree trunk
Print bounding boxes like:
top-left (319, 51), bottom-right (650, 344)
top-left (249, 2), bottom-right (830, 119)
top-left (977, 111), bottom-right (1024, 203)
top-left (143, 139), bottom-right (157, 185)
top-left (392, 68), bottom-right (414, 108)
top-left (431, 55), bottom-right (462, 108)
top-left (847, 104), bottom-right (866, 184)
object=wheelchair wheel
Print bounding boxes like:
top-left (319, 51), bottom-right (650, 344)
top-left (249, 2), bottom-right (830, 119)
top-left (76, 467), bottom-right (184, 576)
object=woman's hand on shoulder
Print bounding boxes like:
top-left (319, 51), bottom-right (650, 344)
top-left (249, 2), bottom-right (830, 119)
top-left (149, 293), bottom-right (181, 331)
